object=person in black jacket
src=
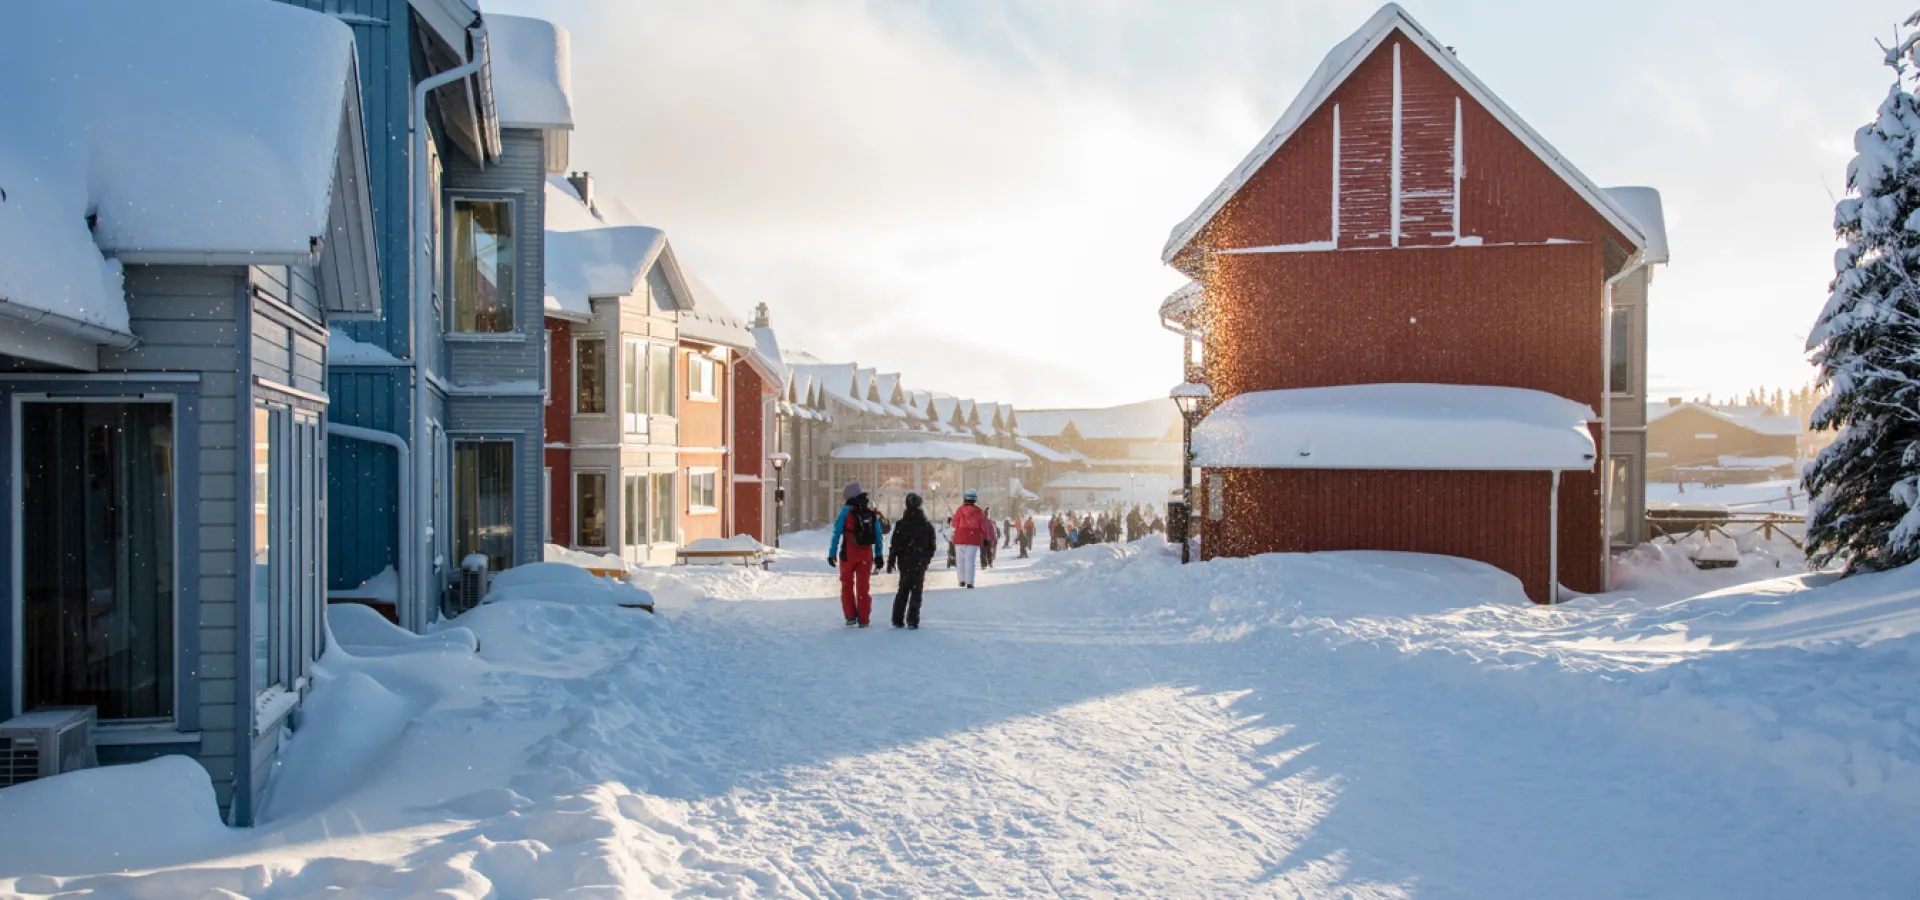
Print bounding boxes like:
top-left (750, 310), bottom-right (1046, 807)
top-left (886, 492), bottom-right (939, 629)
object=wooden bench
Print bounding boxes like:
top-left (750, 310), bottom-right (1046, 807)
top-left (674, 548), bottom-right (770, 570)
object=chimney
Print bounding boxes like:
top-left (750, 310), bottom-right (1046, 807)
top-left (751, 302), bottom-right (771, 329)
top-left (1666, 397), bottom-right (1682, 407)
top-left (567, 171), bottom-right (593, 212)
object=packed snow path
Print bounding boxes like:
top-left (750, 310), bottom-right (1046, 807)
top-left (8, 540), bottom-right (1918, 898)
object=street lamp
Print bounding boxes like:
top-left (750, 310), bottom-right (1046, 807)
top-left (1170, 382), bottom-right (1212, 564)
top-left (768, 452), bottom-right (790, 549)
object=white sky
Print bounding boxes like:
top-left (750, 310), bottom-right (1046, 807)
top-left (490, 0), bottom-right (1910, 409)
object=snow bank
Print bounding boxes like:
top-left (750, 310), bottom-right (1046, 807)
top-left (488, 562), bottom-right (655, 608)
top-left (329, 602), bottom-right (479, 657)
top-left (0, 756), bottom-right (236, 876)
top-left (544, 543), bottom-right (633, 572)
top-left (259, 670), bottom-right (414, 822)
top-left (1193, 383), bottom-right (1597, 471)
top-left (685, 536), bottom-right (765, 552)
top-left (487, 15), bottom-right (574, 130)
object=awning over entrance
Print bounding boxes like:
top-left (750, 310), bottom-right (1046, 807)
top-left (1192, 384), bottom-right (1597, 472)
top-left (831, 441), bottom-right (1031, 466)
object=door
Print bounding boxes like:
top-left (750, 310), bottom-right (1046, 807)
top-left (19, 400), bottom-right (176, 722)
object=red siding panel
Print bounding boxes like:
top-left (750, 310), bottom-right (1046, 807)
top-left (1336, 47), bottom-right (1395, 248)
top-left (1191, 104), bottom-right (1335, 255)
top-left (1204, 468), bottom-right (1555, 603)
top-left (1397, 41), bottom-right (1458, 246)
top-left (544, 318), bottom-right (571, 445)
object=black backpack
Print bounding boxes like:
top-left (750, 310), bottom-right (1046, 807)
top-left (851, 506), bottom-right (879, 546)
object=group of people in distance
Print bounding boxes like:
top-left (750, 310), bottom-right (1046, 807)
top-left (822, 481), bottom-right (1169, 631)
top-left (1046, 505), bottom-right (1164, 551)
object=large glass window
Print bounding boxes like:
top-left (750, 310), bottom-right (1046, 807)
top-left (623, 339), bottom-right (647, 434)
top-left (575, 338), bottom-right (606, 414)
top-left (649, 343), bottom-right (675, 418)
top-left (576, 472), bottom-right (608, 548)
top-left (450, 198), bottom-right (514, 333)
top-left (651, 471), bottom-right (676, 545)
top-left (22, 401), bottom-right (175, 721)
top-left (253, 407), bottom-right (279, 694)
top-left (624, 474), bottom-right (649, 547)
top-left (1609, 306), bottom-right (1631, 394)
top-left (455, 441), bottom-right (515, 571)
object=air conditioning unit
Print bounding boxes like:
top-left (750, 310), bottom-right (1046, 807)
top-left (0, 707), bottom-right (98, 788)
top-left (450, 554), bottom-right (490, 616)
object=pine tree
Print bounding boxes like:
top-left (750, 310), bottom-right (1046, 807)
top-left (1804, 19), bottom-right (1920, 573)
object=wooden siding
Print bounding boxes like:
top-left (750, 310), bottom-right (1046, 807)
top-left (1203, 468), bottom-right (1559, 602)
top-left (446, 395), bottom-right (544, 568)
top-left (325, 368), bottom-right (403, 590)
top-left (545, 317), bottom-right (572, 444)
top-left (1206, 242), bottom-right (1604, 403)
top-left (443, 129), bottom-right (547, 389)
top-left (1396, 43), bottom-right (1458, 246)
top-left (103, 265), bottom-right (247, 808)
top-left (1337, 45), bottom-right (1395, 247)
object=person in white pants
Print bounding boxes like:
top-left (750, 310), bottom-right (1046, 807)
top-left (950, 490), bottom-right (989, 588)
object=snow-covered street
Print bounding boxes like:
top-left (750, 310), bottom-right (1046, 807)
top-left (7, 535), bottom-right (1919, 898)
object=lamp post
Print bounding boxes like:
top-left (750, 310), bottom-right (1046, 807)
top-left (769, 452), bottom-right (790, 549)
top-left (1171, 382), bottom-right (1212, 564)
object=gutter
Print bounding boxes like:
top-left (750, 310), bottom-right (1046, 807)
top-left (326, 423), bottom-right (412, 621)
top-left (410, 23), bottom-right (488, 630)
top-left (0, 297), bottom-right (139, 349)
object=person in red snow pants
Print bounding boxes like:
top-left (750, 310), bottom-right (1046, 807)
top-left (840, 542), bottom-right (875, 624)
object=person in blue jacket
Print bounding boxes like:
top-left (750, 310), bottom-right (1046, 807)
top-left (827, 481), bottom-right (885, 627)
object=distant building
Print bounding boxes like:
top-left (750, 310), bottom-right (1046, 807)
top-left (1646, 401), bottom-right (1801, 484)
top-left (1017, 400), bottom-right (1182, 511)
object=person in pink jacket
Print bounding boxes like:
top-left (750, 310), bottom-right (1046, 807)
top-left (950, 491), bottom-right (989, 588)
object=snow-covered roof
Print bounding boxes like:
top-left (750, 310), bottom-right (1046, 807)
top-left (1161, 3), bottom-right (1647, 265)
top-left (1605, 187), bottom-right (1669, 265)
top-left (487, 15), bottom-right (574, 131)
top-left (677, 274), bottom-right (755, 350)
top-left (1646, 402), bottom-right (1802, 437)
top-left (329, 327), bottom-right (403, 366)
top-left (749, 326), bottom-right (787, 386)
top-left (831, 441), bottom-right (1031, 466)
top-left (1016, 437), bottom-right (1084, 464)
top-left (543, 181), bottom-right (666, 319)
top-left (1193, 384), bottom-right (1598, 471)
top-left (0, 0), bottom-right (365, 341)
top-left (1018, 399), bottom-right (1179, 442)
top-left (1044, 471), bottom-right (1176, 491)
top-left (1160, 282), bottom-right (1204, 325)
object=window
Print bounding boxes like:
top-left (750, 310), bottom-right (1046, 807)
top-left (253, 407), bottom-right (279, 694)
top-left (21, 401), bottom-right (175, 721)
top-left (542, 331), bottom-right (551, 404)
top-left (1207, 473), bottom-right (1224, 521)
top-left (688, 468), bottom-right (718, 513)
top-left (651, 470), bottom-right (676, 544)
top-left (575, 472), bottom-right (609, 548)
top-left (1608, 306), bottom-right (1631, 395)
top-left (455, 440), bottom-right (515, 571)
top-left (1607, 456), bottom-right (1633, 546)
top-left (624, 474), bottom-right (650, 546)
top-left (648, 343), bottom-right (675, 417)
top-left (450, 198), bottom-right (514, 333)
top-left (689, 354), bottom-right (717, 401)
top-left (542, 466), bottom-right (552, 543)
top-left (623, 339), bottom-right (646, 433)
top-left (575, 337), bottom-right (606, 414)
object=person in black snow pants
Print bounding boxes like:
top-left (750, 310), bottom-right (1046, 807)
top-left (886, 492), bottom-right (938, 629)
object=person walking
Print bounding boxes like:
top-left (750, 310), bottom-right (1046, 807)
top-left (951, 490), bottom-right (988, 588)
top-left (1017, 515), bottom-right (1034, 558)
top-left (982, 509), bottom-right (998, 569)
top-left (944, 515), bottom-right (956, 568)
top-left (827, 481), bottom-right (884, 627)
top-left (885, 492), bottom-right (937, 629)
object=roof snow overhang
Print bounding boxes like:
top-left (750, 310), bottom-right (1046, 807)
top-left (1161, 3), bottom-right (1648, 271)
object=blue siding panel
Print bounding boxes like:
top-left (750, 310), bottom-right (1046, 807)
top-left (326, 368), bottom-right (405, 590)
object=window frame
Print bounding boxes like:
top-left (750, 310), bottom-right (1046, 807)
top-left (1607, 304), bottom-right (1636, 398)
top-left (623, 473), bottom-right (650, 549)
top-left (574, 469), bottom-right (611, 550)
top-left (623, 337), bottom-right (648, 435)
top-left (573, 335), bottom-right (608, 416)
top-left (688, 353), bottom-right (718, 402)
top-left (648, 343), bottom-right (676, 419)
top-left (445, 194), bottom-right (518, 335)
top-left (453, 437), bottom-right (518, 573)
top-left (687, 467), bottom-right (719, 514)
top-left (650, 470), bottom-right (677, 546)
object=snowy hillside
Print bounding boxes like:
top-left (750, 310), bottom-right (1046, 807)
top-left (3, 548), bottom-right (1918, 897)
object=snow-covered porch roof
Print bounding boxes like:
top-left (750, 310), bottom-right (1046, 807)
top-left (1192, 384), bottom-right (1597, 471)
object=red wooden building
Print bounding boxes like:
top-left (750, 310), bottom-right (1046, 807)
top-left (1161, 4), bottom-right (1657, 602)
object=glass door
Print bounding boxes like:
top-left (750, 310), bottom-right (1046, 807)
top-left (20, 400), bottom-right (176, 721)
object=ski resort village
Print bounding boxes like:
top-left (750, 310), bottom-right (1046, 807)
top-left (3, 0), bottom-right (1920, 896)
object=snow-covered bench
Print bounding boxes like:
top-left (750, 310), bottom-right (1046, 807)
top-left (676, 536), bottom-right (770, 569)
